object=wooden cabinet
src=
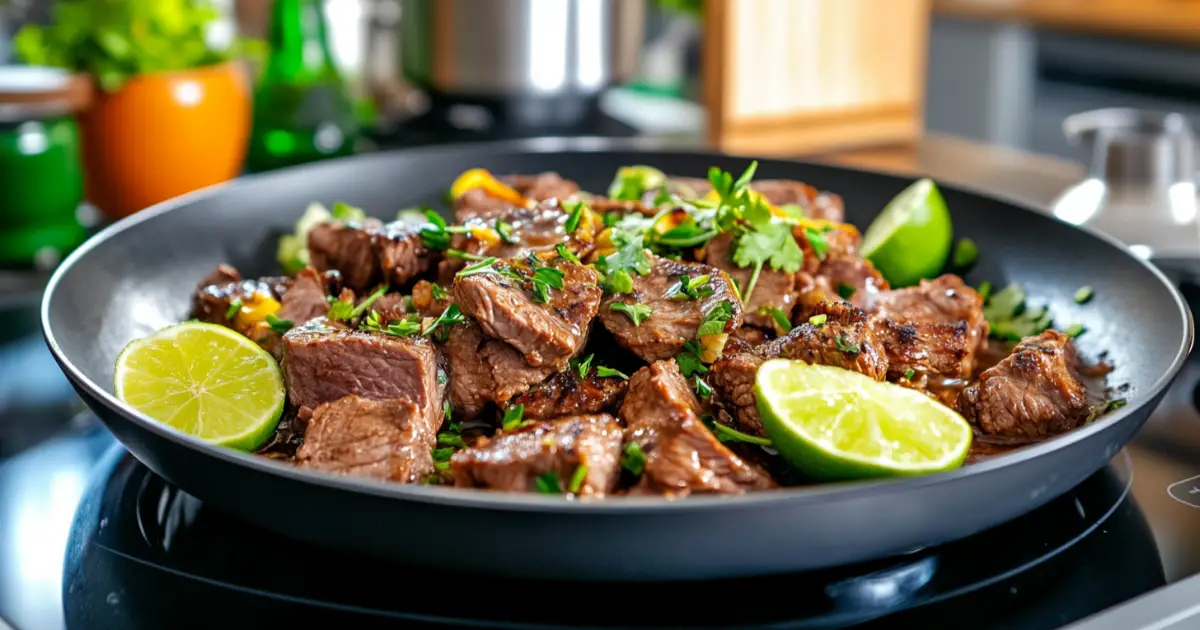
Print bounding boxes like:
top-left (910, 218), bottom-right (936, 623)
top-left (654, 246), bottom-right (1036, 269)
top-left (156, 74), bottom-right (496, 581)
top-left (702, 0), bottom-right (932, 155)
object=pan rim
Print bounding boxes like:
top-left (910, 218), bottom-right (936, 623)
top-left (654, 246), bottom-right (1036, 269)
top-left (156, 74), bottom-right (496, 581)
top-left (41, 136), bottom-right (1196, 514)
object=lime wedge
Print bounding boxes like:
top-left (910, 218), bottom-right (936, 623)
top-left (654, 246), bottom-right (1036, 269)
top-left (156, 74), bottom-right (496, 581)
top-left (860, 178), bottom-right (953, 287)
top-left (755, 359), bottom-right (972, 480)
top-left (114, 322), bottom-right (285, 451)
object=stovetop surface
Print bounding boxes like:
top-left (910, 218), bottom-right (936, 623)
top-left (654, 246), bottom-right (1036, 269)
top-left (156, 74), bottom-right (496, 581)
top-left (3, 290), bottom-right (1200, 630)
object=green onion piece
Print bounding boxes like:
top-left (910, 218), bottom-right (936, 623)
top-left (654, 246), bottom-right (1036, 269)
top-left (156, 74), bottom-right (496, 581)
top-left (809, 314), bottom-right (827, 326)
top-left (1074, 286), bottom-right (1094, 304)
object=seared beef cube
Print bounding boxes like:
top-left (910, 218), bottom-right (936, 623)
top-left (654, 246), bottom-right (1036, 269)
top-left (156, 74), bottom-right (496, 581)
top-left (621, 360), bottom-right (775, 496)
top-left (282, 324), bottom-right (443, 431)
top-left (795, 223), bottom-right (862, 274)
top-left (454, 172), bottom-right (579, 222)
top-left (373, 222), bottom-right (435, 288)
top-left (750, 179), bottom-right (845, 222)
top-left (444, 322), bottom-right (556, 419)
top-left (793, 257), bottom-right (889, 322)
top-left (770, 301), bottom-right (889, 380)
top-left (877, 318), bottom-right (973, 382)
top-left (454, 258), bottom-right (601, 369)
top-left (728, 326), bottom-right (768, 350)
top-left (411, 280), bottom-right (452, 318)
top-left (958, 330), bottom-right (1090, 441)
top-left (276, 267), bottom-right (331, 325)
top-left (599, 255), bottom-right (742, 362)
top-left (439, 201), bottom-right (584, 281)
top-left (451, 414), bottom-right (623, 496)
top-left (866, 275), bottom-right (988, 369)
top-left (308, 218), bottom-right (384, 292)
top-left (368, 292), bottom-right (411, 323)
top-left (509, 370), bottom-right (628, 421)
top-left (703, 233), bottom-right (797, 330)
top-left (710, 351), bottom-right (768, 437)
top-left (296, 395), bottom-right (438, 482)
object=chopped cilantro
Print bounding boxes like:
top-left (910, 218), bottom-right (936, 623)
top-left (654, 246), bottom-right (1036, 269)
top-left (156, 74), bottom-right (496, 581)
top-left (421, 304), bottom-right (467, 342)
top-left (760, 306), bottom-right (793, 333)
top-left (1064, 323), bottom-right (1086, 338)
top-left (1074, 286), bottom-right (1094, 304)
top-left (563, 200), bottom-right (586, 233)
top-left (328, 285), bottom-right (388, 322)
top-left (534, 472), bottom-right (561, 493)
top-left (530, 265), bottom-right (565, 304)
top-left (456, 257), bottom-right (499, 278)
top-left (495, 218), bottom-right (517, 244)
top-left (953, 238), bottom-right (979, 269)
top-left (697, 300), bottom-right (735, 336)
top-left (596, 366), bottom-right (628, 380)
top-left (501, 404), bottom-right (525, 431)
top-left (732, 221), bottom-right (804, 303)
top-left (904, 368), bottom-right (916, 380)
top-left (621, 442), bottom-right (647, 475)
top-left (610, 301), bottom-right (653, 327)
top-left (984, 283), bottom-right (1054, 341)
top-left (706, 416), bottom-right (772, 446)
top-left (265, 314), bottom-right (294, 334)
top-left (809, 314), bottom-right (827, 326)
top-left (834, 334), bottom-right (860, 354)
top-left (556, 243), bottom-right (580, 263)
top-left (225, 298), bottom-right (242, 320)
top-left (692, 375), bottom-right (713, 398)
top-left (430, 282), bottom-right (448, 301)
top-left (676, 340), bottom-right (709, 377)
top-left (804, 227), bottom-right (828, 261)
top-left (572, 354), bottom-right (595, 379)
top-left (666, 274), bottom-right (714, 301)
top-left (568, 465), bottom-right (589, 494)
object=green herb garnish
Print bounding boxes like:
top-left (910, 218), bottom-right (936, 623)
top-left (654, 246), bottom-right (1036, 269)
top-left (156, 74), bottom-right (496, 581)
top-left (953, 238), bottom-right (979, 269)
top-left (760, 306), bottom-right (793, 333)
top-left (837, 283), bottom-right (856, 300)
top-left (556, 243), bottom-right (580, 264)
top-left (621, 442), bottom-right (647, 475)
top-left (804, 227), bottom-right (828, 261)
top-left (328, 284), bottom-right (389, 322)
top-left (596, 366), bottom-right (628, 380)
top-left (456, 257), bottom-right (500, 278)
top-left (530, 265), bottom-right (566, 304)
top-left (693, 376), bottom-right (713, 398)
top-left (809, 314), bottom-right (827, 326)
top-left (834, 334), bottom-right (860, 354)
top-left (422, 304), bottom-right (467, 342)
top-left (225, 298), bottom-right (243, 320)
top-left (430, 283), bottom-right (448, 301)
top-left (572, 354), bottom-right (595, 379)
top-left (676, 340), bottom-right (709, 377)
top-left (265, 314), bottom-right (294, 334)
top-left (1074, 286), bottom-right (1094, 304)
top-left (984, 283), bottom-right (1054, 341)
top-left (568, 465), bottom-right (589, 494)
top-left (610, 301), bottom-right (653, 327)
top-left (707, 417), bottom-right (772, 446)
top-left (535, 472), bottom-right (561, 493)
top-left (904, 368), bottom-right (916, 380)
top-left (697, 300), bottom-right (735, 336)
top-left (665, 274), bottom-right (714, 301)
top-left (1063, 323), bottom-right (1086, 338)
top-left (495, 218), bottom-right (517, 244)
top-left (501, 404), bottom-right (525, 431)
top-left (563, 200), bottom-right (586, 233)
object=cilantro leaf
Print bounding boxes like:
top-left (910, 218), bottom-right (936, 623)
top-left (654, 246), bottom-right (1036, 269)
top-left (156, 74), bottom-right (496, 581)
top-left (610, 301), bottom-right (653, 327)
top-left (732, 222), bottom-right (803, 302)
top-left (596, 366), bottom-right (628, 380)
top-left (697, 300), bottom-right (734, 336)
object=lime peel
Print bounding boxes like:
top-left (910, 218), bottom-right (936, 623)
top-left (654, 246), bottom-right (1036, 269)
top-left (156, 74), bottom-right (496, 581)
top-left (860, 178), bottom-right (953, 288)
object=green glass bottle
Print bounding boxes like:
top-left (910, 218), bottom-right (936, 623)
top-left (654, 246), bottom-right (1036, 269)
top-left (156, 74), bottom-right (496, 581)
top-left (245, 0), bottom-right (359, 173)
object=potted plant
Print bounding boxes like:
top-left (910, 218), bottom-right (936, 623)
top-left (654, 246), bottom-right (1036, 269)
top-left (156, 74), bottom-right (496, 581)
top-left (12, 0), bottom-right (257, 219)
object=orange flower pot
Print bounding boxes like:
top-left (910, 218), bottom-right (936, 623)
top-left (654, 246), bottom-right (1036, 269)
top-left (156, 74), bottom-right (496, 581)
top-left (79, 61), bottom-right (251, 220)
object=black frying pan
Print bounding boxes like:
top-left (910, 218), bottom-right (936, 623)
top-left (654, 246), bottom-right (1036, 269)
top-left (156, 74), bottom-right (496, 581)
top-left (42, 138), bottom-right (1193, 581)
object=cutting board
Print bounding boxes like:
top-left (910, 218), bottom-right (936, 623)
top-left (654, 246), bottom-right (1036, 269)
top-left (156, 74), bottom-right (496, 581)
top-left (702, 0), bottom-right (932, 155)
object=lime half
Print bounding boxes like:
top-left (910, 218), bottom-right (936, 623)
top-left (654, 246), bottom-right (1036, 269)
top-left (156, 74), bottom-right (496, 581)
top-left (755, 359), bottom-right (972, 481)
top-left (860, 178), bottom-right (952, 287)
top-left (114, 322), bottom-right (286, 451)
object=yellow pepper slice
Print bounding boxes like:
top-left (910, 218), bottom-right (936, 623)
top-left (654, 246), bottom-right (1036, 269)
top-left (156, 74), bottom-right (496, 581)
top-left (449, 168), bottom-right (530, 207)
top-left (234, 294), bottom-right (282, 330)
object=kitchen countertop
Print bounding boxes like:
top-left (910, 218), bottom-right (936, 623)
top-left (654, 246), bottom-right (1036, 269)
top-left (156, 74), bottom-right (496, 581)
top-left (933, 0), bottom-right (1200, 46)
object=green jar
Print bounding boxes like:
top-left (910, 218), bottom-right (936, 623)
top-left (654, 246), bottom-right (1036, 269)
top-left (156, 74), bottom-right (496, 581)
top-left (0, 66), bottom-right (86, 268)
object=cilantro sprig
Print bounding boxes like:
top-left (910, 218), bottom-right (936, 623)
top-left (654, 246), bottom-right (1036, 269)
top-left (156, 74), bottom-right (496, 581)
top-left (697, 300), bottom-right (735, 336)
top-left (610, 301), bottom-right (653, 327)
top-left (328, 285), bottom-right (388, 322)
top-left (595, 229), bottom-right (652, 294)
top-left (664, 274), bottom-right (714, 301)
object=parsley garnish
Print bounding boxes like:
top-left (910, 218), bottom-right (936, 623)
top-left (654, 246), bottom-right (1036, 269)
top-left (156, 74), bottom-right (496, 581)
top-left (706, 416), bottom-right (772, 446)
top-left (328, 284), bottom-right (389, 322)
top-left (225, 298), bottom-right (242, 319)
top-left (430, 282), bottom-right (448, 301)
top-left (572, 354), bottom-right (595, 379)
top-left (418, 208), bottom-right (470, 250)
top-left (556, 243), bottom-right (580, 264)
top-left (1074, 286), bottom-right (1094, 304)
top-left (447, 249), bottom-right (491, 261)
top-left (665, 274), bottom-right (714, 301)
top-left (422, 304), bottom-right (467, 342)
top-left (904, 368), bottom-right (916, 380)
top-left (610, 301), bottom-right (653, 327)
top-left (621, 442), bottom-right (647, 475)
top-left (804, 227), bottom-right (828, 260)
top-left (534, 472), bottom-right (561, 493)
top-left (809, 314), bottom-right (827, 326)
top-left (530, 265), bottom-right (565, 304)
top-left (563, 200), bottom-right (586, 233)
top-left (692, 376), bottom-right (713, 397)
top-left (495, 218), bottom-right (517, 244)
top-left (568, 465), bottom-right (589, 494)
top-left (697, 300), bottom-right (735, 336)
top-left (456, 257), bottom-right (499, 278)
top-left (760, 306), bottom-right (793, 333)
top-left (837, 283), bottom-right (856, 300)
top-left (595, 229), bottom-right (652, 293)
top-left (834, 334), bottom-right (860, 354)
top-left (676, 340), bottom-right (709, 377)
top-left (596, 366), bottom-right (628, 380)
top-left (265, 314), bottom-right (294, 334)
top-left (501, 404), bottom-right (525, 431)
top-left (731, 207), bottom-right (804, 303)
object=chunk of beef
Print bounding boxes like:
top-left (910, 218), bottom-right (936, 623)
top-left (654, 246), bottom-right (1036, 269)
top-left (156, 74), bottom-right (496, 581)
top-left (598, 255), bottom-right (742, 362)
top-left (451, 414), bottom-right (623, 497)
top-left (276, 267), bottom-right (331, 325)
top-left (769, 301), bottom-right (889, 380)
top-left (411, 279), bottom-right (452, 318)
top-left (877, 318), bottom-right (973, 382)
top-left (282, 323), bottom-right (443, 432)
top-left (369, 292), bottom-right (411, 323)
top-left (438, 201), bottom-right (584, 281)
top-left (621, 360), bottom-right (776, 496)
top-left (795, 223), bottom-right (862, 274)
top-left (454, 172), bottom-right (579, 222)
top-left (958, 330), bottom-right (1090, 442)
top-left (793, 256), bottom-right (889, 322)
top-left (296, 395), bottom-right (438, 483)
top-left (729, 326), bottom-right (768, 350)
top-left (710, 351), bottom-right (768, 437)
top-left (866, 275), bottom-right (988, 370)
top-left (308, 218), bottom-right (384, 293)
top-left (454, 258), bottom-right (601, 369)
top-left (373, 222), bottom-right (436, 288)
top-left (192, 265), bottom-right (274, 327)
top-left (703, 233), bottom-right (797, 330)
top-left (750, 179), bottom-right (845, 222)
top-left (444, 322), bottom-right (556, 419)
top-left (509, 370), bottom-right (628, 420)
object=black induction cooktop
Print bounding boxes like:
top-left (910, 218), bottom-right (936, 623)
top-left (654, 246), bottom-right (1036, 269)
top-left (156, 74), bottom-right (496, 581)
top-left (4, 290), bottom-right (1200, 630)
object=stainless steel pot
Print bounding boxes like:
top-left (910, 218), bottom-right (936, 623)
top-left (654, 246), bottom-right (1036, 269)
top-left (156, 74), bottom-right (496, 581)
top-left (398, 0), bottom-right (646, 102)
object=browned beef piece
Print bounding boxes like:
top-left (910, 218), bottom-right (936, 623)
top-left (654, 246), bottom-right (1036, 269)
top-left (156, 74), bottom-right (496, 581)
top-left (621, 360), bottom-right (776, 496)
top-left (794, 223), bottom-right (862, 275)
top-left (729, 326), bottom-right (768, 350)
top-left (770, 301), bottom-right (889, 380)
top-left (454, 172), bottom-right (580, 222)
top-left (710, 351), bottom-right (768, 437)
top-left (369, 292), bottom-right (411, 323)
top-left (308, 218), bottom-right (384, 293)
top-left (438, 201), bottom-right (584, 281)
top-left (373, 222), bottom-right (436, 288)
top-left (750, 180), bottom-right (845, 222)
top-left (454, 258), bottom-right (601, 369)
top-left (958, 330), bottom-right (1090, 442)
top-left (410, 280), bottom-right (451, 318)
top-left (509, 370), bottom-right (628, 420)
top-left (282, 324), bottom-right (443, 431)
top-left (598, 255), bottom-right (742, 362)
top-left (444, 322), bottom-right (557, 419)
top-left (275, 267), bottom-right (331, 325)
top-left (296, 395), bottom-right (438, 483)
top-left (877, 318), bottom-right (973, 382)
top-left (451, 414), bottom-right (623, 496)
top-left (703, 233), bottom-right (797, 330)
top-left (866, 275), bottom-right (988, 371)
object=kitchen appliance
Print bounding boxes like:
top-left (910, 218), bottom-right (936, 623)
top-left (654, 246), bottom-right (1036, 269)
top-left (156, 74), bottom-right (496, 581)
top-left (393, 0), bottom-right (646, 131)
top-left (40, 139), bottom-right (1191, 581)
